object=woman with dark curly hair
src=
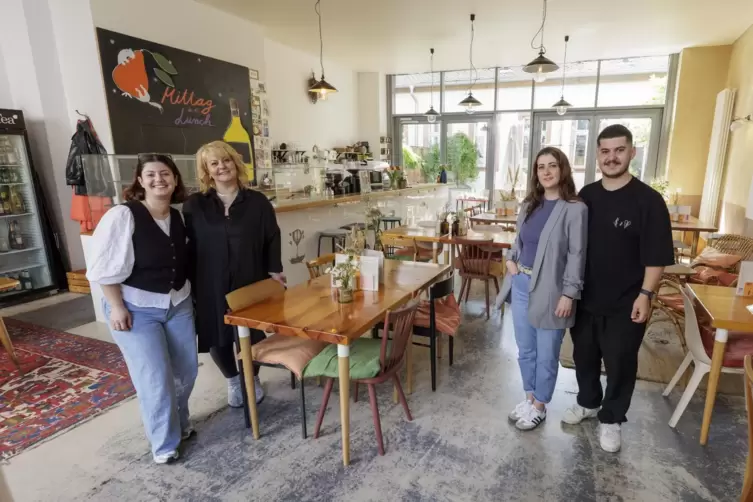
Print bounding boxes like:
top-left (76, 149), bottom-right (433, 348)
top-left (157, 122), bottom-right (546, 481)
top-left (87, 153), bottom-right (197, 465)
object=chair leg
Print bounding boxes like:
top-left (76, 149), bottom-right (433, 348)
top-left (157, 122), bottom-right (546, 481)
top-left (393, 375), bottom-right (413, 421)
top-left (0, 317), bottom-right (22, 376)
top-left (668, 363), bottom-right (708, 428)
top-left (366, 383), bottom-right (385, 456)
top-left (493, 277), bottom-right (500, 294)
top-left (354, 382), bottom-right (359, 403)
top-left (458, 278), bottom-right (468, 304)
top-left (663, 352), bottom-right (693, 396)
top-left (449, 336), bottom-right (454, 366)
top-left (437, 333), bottom-right (443, 360)
top-left (429, 333), bottom-right (437, 391)
top-left (314, 378), bottom-right (335, 438)
top-left (484, 280), bottom-right (491, 320)
top-left (317, 236), bottom-right (322, 258)
top-left (290, 371), bottom-right (296, 390)
top-left (300, 378), bottom-right (307, 439)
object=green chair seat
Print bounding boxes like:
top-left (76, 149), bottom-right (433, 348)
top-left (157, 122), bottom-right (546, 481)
top-left (388, 254), bottom-right (415, 262)
top-left (303, 338), bottom-right (386, 380)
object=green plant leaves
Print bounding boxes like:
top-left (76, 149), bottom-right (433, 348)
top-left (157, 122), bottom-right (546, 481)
top-left (154, 68), bottom-right (175, 88)
top-left (151, 52), bottom-right (177, 75)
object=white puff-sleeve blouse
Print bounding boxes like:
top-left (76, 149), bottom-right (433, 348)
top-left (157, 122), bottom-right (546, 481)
top-left (86, 205), bottom-right (191, 309)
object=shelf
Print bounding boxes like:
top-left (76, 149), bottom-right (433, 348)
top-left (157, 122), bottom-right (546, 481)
top-left (0, 263), bottom-right (46, 275)
top-left (0, 165), bottom-right (23, 168)
top-left (0, 212), bottom-right (33, 219)
top-left (0, 246), bottom-right (42, 256)
top-left (0, 182), bottom-right (28, 186)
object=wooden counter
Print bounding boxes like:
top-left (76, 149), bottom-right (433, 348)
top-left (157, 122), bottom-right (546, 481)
top-left (272, 184), bottom-right (446, 213)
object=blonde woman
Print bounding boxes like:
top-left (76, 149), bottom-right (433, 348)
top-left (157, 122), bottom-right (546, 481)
top-left (183, 141), bottom-right (284, 408)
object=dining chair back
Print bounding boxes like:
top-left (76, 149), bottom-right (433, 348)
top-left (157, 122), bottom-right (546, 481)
top-left (379, 300), bottom-right (420, 375)
top-left (382, 234), bottom-right (418, 261)
top-left (454, 238), bottom-right (493, 277)
top-left (662, 284), bottom-right (745, 428)
top-left (742, 355), bottom-right (753, 502)
top-left (306, 253), bottom-right (336, 279)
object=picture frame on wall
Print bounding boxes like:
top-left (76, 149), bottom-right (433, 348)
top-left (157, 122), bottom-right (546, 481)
top-left (249, 68), bottom-right (260, 81)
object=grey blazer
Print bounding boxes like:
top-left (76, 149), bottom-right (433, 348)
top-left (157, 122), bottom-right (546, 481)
top-left (495, 199), bottom-right (588, 329)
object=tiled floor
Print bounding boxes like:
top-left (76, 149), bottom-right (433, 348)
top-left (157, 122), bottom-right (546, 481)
top-left (1, 290), bottom-right (748, 501)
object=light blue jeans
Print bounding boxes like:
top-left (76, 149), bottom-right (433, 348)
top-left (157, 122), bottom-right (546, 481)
top-left (104, 297), bottom-right (198, 458)
top-left (510, 273), bottom-right (565, 404)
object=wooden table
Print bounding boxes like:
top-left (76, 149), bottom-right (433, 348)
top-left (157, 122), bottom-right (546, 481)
top-left (224, 260), bottom-right (450, 466)
top-left (382, 225), bottom-right (515, 265)
top-left (0, 277), bottom-right (22, 375)
top-left (470, 212), bottom-right (518, 226)
top-left (663, 264), bottom-right (696, 283)
top-left (671, 216), bottom-right (718, 258)
top-left (687, 284), bottom-right (753, 444)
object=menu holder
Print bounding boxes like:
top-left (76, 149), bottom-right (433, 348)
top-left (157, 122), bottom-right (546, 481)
top-left (362, 249), bottom-right (385, 288)
top-left (737, 261), bottom-right (753, 297)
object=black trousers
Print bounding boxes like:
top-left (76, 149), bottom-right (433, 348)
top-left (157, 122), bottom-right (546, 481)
top-left (570, 307), bottom-right (646, 424)
top-left (210, 328), bottom-right (267, 378)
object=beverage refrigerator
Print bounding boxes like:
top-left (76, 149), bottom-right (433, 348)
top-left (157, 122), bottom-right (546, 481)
top-left (0, 108), bottom-right (63, 303)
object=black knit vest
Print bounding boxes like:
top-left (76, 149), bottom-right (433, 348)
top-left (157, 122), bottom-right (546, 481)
top-left (122, 201), bottom-right (187, 294)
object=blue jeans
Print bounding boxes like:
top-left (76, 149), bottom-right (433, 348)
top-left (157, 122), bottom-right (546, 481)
top-left (510, 273), bottom-right (565, 404)
top-left (104, 297), bottom-right (198, 457)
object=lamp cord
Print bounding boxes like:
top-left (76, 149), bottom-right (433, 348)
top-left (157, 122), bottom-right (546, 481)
top-left (315, 0), bottom-right (324, 78)
top-left (530, 0), bottom-right (548, 54)
top-left (560, 36), bottom-right (568, 97)
top-left (469, 16), bottom-right (477, 93)
top-left (430, 49), bottom-right (435, 108)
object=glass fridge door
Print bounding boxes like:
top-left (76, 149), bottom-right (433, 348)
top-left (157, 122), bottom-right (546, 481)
top-left (0, 133), bottom-right (52, 297)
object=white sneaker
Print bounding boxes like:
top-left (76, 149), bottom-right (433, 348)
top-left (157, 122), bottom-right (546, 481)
top-left (227, 376), bottom-right (243, 408)
top-left (153, 451), bottom-right (179, 464)
top-left (254, 376), bottom-right (265, 404)
top-left (515, 406), bottom-right (546, 431)
top-left (599, 423), bottom-right (621, 452)
top-left (508, 399), bottom-right (533, 422)
top-left (561, 404), bottom-right (600, 425)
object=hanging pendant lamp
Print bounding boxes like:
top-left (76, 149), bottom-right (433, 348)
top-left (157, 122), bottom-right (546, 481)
top-left (458, 14), bottom-right (482, 114)
top-left (552, 35), bottom-right (572, 115)
top-left (523, 0), bottom-right (558, 82)
top-left (425, 48), bottom-right (440, 123)
top-left (308, 0), bottom-right (338, 99)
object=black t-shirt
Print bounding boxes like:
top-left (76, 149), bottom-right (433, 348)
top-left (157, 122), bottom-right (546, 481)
top-left (579, 177), bottom-right (674, 315)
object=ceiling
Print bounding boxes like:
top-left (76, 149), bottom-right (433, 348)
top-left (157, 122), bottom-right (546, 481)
top-left (196, 0), bottom-right (753, 74)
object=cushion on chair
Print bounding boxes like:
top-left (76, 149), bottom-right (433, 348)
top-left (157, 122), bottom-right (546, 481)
top-left (656, 293), bottom-right (684, 314)
top-left (687, 266), bottom-right (738, 287)
top-left (303, 338), bottom-right (386, 380)
top-left (252, 334), bottom-right (327, 379)
top-left (699, 326), bottom-right (753, 368)
top-left (690, 247), bottom-right (742, 270)
top-left (414, 294), bottom-right (461, 336)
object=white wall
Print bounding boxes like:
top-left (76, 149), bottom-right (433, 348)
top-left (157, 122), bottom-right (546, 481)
top-left (357, 72), bottom-right (387, 159)
top-left (264, 38), bottom-right (358, 149)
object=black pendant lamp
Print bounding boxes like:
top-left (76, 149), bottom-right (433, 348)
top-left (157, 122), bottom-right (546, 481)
top-left (424, 48), bottom-right (439, 123)
top-left (552, 35), bottom-right (572, 115)
top-left (308, 0), bottom-right (338, 99)
top-left (458, 14), bottom-right (482, 114)
top-left (523, 0), bottom-right (559, 82)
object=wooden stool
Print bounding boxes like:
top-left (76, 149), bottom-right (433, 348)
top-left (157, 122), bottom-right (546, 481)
top-left (380, 216), bottom-right (402, 231)
top-left (0, 277), bottom-right (23, 376)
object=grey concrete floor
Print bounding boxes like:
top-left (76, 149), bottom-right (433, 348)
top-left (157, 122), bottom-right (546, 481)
top-left (3, 288), bottom-right (748, 502)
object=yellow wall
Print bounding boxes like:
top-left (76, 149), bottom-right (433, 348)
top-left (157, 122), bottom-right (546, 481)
top-left (722, 23), bottom-right (753, 212)
top-left (666, 45), bottom-right (731, 203)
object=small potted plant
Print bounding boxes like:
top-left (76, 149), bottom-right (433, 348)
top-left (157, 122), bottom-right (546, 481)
top-left (387, 167), bottom-right (406, 190)
top-left (668, 188), bottom-right (681, 222)
top-left (329, 256), bottom-right (359, 304)
top-left (455, 210), bottom-right (468, 236)
top-left (365, 200), bottom-right (383, 251)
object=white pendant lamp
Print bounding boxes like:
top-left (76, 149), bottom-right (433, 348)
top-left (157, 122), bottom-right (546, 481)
top-left (458, 14), bottom-right (482, 114)
top-left (552, 35), bottom-right (572, 116)
top-left (425, 48), bottom-right (439, 123)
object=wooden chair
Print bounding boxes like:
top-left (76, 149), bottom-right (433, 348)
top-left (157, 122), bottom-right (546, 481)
top-left (453, 238), bottom-right (497, 319)
top-left (742, 355), bottom-right (753, 502)
top-left (226, 279), bottom-right (327, 438)
top-left (382, 234), bottom-right (420, 262)
top-left (662, 284), bottom-right (753, 428)
top-left (0, 277), bottom-right (22, 376)
top-left (306, 253), bottom-right (335, 279)
top-left (308, 301), bottom-right (419, 456)
top-left (712, 234), bottom-right (753, 266)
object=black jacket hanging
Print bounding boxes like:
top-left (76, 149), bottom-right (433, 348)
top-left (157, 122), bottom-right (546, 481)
top-left (65, 118), bottom-right (114, 196)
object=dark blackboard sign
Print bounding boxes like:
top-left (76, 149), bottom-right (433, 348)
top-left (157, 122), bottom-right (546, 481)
top-left (95, 28), bottom-right (256, 182)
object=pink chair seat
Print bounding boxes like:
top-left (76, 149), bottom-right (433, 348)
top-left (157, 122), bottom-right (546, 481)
top-left (252, 334), bottom-right (327, 379)
top-left (414, 294), bottom-right (461, 336)
top-left (699, 325), bottom-right (753, 368)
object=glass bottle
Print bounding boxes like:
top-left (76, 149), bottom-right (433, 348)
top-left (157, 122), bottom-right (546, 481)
top-left (0, 235), bottom-right (9, 253)
top-left (10, 187), bottom-right (24, 214)
top-left (0, 186), bottom-right (11, 215)
top-left (9, 220), bottom-right (24, 250)
top-left (21, 270), bottom-right (32, 290)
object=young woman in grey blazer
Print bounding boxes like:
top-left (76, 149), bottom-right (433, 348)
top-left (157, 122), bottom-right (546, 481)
top-left (496, 147), bottom-right (588, 430)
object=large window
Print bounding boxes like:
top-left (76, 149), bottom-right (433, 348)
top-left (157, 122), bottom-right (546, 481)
top-left (390, 54), bottom-right (675, 194)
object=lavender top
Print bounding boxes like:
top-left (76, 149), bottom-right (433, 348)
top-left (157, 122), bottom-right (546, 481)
top-left (519, 199), bottom-right (557, 268)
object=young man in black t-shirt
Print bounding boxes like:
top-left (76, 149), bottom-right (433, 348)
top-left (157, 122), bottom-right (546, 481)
top-left (561, 125), bottom-right (674, 453)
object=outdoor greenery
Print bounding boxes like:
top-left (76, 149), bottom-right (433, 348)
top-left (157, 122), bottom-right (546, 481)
top-left (403, 133), bottom-right (479, 185)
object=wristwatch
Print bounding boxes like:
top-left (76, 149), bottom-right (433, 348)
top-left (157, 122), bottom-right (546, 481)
top-left (640, 289), bottom-right (655, 300)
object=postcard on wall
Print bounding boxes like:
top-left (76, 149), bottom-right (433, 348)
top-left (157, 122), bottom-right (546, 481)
top-left (737, 261), bottom-right (753, 297)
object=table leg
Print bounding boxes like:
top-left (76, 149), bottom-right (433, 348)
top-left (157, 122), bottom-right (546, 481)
top-left (690, 232), bottom-right (700, 259)
top-left (700, 328), bottom-right (728, 445)
top-left (432, 242), bottom-right (438, 264)
top-left (443, 249), bottom-right (449, 265)
top-left (238, 327), bottom-right (260, 440)
top-left (338, 344), bottom-right (351, 466)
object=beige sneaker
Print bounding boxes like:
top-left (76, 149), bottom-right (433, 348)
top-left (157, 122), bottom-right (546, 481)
top-left (561, 404), bottom-right (600, 425)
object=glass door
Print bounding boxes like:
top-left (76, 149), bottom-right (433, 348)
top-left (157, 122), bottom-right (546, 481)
top-left (442, 115), bottom-right (494, 194)
top-left (532, 108), bottom-right (663, 191)
top-left (396, 117), bottom-right (441, 185)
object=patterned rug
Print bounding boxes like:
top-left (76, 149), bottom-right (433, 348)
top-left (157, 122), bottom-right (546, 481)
top-left (0, 319), bottom-right (135, 459)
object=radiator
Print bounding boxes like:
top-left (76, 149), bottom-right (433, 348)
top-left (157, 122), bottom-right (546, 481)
top-left (699, 88), bottom-right (735, 226)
